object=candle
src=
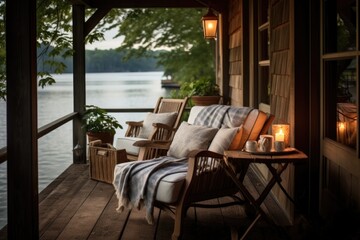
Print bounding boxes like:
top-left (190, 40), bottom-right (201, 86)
top-left (275, 128), bottom-right (285, 142)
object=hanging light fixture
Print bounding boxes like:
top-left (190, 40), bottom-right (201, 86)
top-left (202, 8), bottom-right (218, 39)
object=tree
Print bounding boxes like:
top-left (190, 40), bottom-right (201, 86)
top-left (0, 4), bottom-right (214, 100)
top-left (104, 8), bottom-right (215, 86)
top-left (0, 0), bottom-right (106, 100)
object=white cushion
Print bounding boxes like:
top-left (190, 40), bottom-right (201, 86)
top-left (187, 106), bottom-right (205, 124)
top-left (138, 112), bottom-right (178, 138)
top-left (115, 137), bottom-right (145, 155)
top-left (208, 127), bottom-right (238, 154)
top-left (167, 122), bottom-right (218, 158)
top-left (155, 172), bottom-right (187, 203)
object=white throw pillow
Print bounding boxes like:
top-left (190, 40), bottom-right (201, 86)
top-left (208, 127), bottom-right (239, 154)
top-left (138, 112), bottom-right (178, 138)
top-left (167, 122), bottom-right (218, 158)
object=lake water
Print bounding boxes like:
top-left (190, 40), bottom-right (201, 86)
top-left (0, 71), bottom-right (171, 229)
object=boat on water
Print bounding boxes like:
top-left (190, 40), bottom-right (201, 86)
top-left (161, 78), bottom-right (180, 89)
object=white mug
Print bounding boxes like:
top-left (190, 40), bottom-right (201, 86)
top-left (258, 135), bottom-right (274, 152)
top-left (245, 140), bottom-right (258, 152)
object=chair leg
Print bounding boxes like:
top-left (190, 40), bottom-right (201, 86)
top-left (171, 203), bottom-right (187, 240)
top-left (154, 209), bottom-right (162, 240)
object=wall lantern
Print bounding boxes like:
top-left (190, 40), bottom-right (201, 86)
top-left (202, 8), bottom-right (218, 39)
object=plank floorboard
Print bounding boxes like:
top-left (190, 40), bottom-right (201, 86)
top-left (56, 181), bottom-right (114, 239)
top-left (40, 180), bottom-right (98, 239)
top-left (88, 193), bottom-right (130, 240)
top-left (39, 165), bottom-right (90, 234)
top-left (0, 163), bottom-right (298, 240)
top-left (120, 207), bottom-right (158, 239)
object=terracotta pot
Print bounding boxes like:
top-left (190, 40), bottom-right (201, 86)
top-left (191, 96), bottom-right (221, 106)
top-left (87, 131), bottom-right (114, 144)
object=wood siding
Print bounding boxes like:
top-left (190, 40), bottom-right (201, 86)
top-left (268, 0), bottom-right (294, 221)
top-left (270, 0), bottom-right (291, 123)
top-left (228, 0), bottom-right (244, 107)
top-left (226, 0), bottom-right (295, 221)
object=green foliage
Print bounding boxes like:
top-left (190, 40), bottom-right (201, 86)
top-left (174, 77), bottom-right (220, 98)
top-left (82, 105), bottom-right (123, 134)
top-left (0, 5), bottom-right (215, 101)
top-left (102, 8), bottom-right (216, 85)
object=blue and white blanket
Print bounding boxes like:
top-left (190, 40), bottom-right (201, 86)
top-left (113, 156), bottom-right (188, 224)
top-left (193, 104), bottom-right (253, 128)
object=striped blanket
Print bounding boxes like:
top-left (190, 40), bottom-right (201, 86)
top-left (113, 156), bottom-right (188, 224)
top-left (193, 104), bottom-right (253, 128)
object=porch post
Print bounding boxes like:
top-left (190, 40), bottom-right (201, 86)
top-left (6, 0), bottom-right (39, 238)
top-left (73, 4), bottom-right (87, 164)
top-left (219, 12), bottom-right (230, 105)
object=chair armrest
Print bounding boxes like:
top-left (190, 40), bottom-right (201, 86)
top-left (133, 140), bottom-right (171, 149)
top-left (134, 140), bottom-right (172, 160)
top-left (188, 149), bottom-right (224, 159)
top-left (125, 121), bottom-right (144, 137)
top-left (126, 121), bottom-right (143, 126)
top-left (152, 122), bottom-right (174, 131)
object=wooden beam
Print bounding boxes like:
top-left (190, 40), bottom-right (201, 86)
top-left (74, 0), bottom-right (205, 8)
top-left (85, 7), bottom-right (112, 36)
top-left (6, 0), bottom-right (39, 238)
top-left (67, 0), bottom-right (225, 9)
top-left (73, 5), bottom-right (87, 164)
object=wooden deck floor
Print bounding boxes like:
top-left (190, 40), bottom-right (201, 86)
top-left (1, 163), bottom-right (303, 240)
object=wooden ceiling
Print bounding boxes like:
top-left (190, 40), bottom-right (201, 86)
top-left (68, 0), bottom-right (227, 12)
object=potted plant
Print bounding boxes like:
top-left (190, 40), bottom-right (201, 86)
top-left (180, 77), bottom-right (221, 106)
top-left (82, 105), bottom-right (123, 144)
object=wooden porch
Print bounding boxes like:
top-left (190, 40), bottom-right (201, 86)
top-left (0, 163), bottom-right (308, 240)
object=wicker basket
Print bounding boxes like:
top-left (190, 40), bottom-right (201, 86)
top-left (89, 141), bottom-right (127, 184)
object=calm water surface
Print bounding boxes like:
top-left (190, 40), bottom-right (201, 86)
top-left (0, 71), bottom-right (170, 229)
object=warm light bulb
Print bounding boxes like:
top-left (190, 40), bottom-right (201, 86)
top-left (208, 23), bottom-right (214, 29)
top-left (339, 122), bottom-right (345, 130)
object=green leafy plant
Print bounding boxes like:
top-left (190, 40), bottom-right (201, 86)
top-left (179, 77), bottom-right (220, 97)
top-left (82, 105), bottom-right (122, 134)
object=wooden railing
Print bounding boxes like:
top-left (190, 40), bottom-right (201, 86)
top-left (0, 108), bottom-right (155, 164)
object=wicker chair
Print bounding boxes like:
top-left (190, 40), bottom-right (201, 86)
top-left (115, 97), bottom-right (188, 161)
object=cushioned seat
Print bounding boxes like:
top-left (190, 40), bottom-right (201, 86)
top-left (115, 137), bottom-right (143, 156)
top-left (155, 172), bottom-right (187, 203)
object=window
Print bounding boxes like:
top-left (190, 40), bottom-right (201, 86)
top-left (323, 0), bottom-right (357, 149)
top-left (258, 0), bottom-right (270, 106)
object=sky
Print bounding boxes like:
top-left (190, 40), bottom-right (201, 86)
top-left (86, 29), bottom-right (124, 50)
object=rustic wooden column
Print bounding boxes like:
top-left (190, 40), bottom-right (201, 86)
top-left (73, 4), bottom-right (87, 164)
top-left (6, 0), bottom-right (39, 238)
top-left (219, 11), bottom-right (230, 105)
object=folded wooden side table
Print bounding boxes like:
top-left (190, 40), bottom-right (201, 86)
top-left (223, 149), bottom-right (308, 240)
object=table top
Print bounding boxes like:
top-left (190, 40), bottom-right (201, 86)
top-left (224, 148), bottom-right (308, 164)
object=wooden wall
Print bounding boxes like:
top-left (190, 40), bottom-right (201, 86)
top-left (226, 0), bottom-right (296, 221)
top-left (269, 0), bottom-right (291, 123)
top-left (269, 0), bottom-right (294, 221)
top-left (228, 0), bottom-right (245, 107)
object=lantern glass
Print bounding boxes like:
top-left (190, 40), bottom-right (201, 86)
top-left (202, 9), bottom-right (218, 39)
top-left (272, 124), bottom-right (290, 147)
